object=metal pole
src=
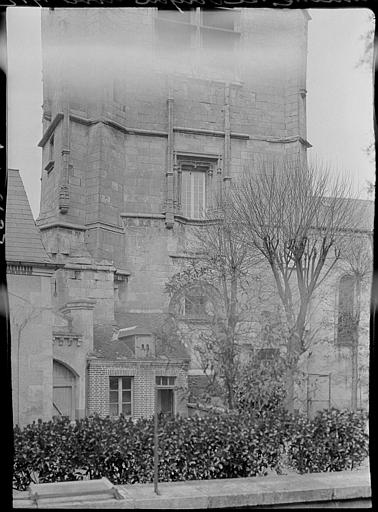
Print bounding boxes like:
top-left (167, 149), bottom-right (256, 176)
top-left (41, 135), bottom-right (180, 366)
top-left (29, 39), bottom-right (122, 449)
top-left (154, 386), bottom-right (160, 495)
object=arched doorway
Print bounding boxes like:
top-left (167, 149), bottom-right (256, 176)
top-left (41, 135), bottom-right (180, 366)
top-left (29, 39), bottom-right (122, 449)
top-left (53, 360), bottom-right (76, 419)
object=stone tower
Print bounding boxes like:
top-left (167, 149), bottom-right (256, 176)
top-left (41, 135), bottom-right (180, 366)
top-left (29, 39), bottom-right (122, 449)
top-left (38, 8), bottom-right (310, 374)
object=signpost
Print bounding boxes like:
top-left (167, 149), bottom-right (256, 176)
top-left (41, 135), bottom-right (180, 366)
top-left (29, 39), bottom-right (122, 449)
top-left (154, 386), bottom-right (160, 495)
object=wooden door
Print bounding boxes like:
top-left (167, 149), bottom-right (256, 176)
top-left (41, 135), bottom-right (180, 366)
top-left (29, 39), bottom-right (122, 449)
top-left (53, 361), bottom-right (75, 419)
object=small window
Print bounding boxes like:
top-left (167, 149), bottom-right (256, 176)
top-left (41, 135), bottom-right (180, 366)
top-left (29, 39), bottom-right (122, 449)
top-left (109, 376), bottom-right (133, 417)
top-left (156, 376), bottom-right (176, 387)
top-left (156, 376), bottom-right (176, 416)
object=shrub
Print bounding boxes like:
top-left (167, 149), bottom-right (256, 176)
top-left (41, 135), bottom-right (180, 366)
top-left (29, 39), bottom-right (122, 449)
top-left (234, 357), bottom-right (287, 416)
top-left (13, 412), bottom-right (290, 490)
top-left (288, 408), bottom-right (369, 473)
top-left (13, 408), bottom-right (369, 490)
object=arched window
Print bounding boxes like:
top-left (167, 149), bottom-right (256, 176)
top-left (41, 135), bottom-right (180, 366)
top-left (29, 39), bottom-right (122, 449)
top-left (169, 282), bottom-right (217, 321)
top-left (337, 275), bottom-right (356, 346)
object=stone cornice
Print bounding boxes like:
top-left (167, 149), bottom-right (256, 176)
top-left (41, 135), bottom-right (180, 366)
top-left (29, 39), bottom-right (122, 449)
top-left (37, 221), bottom-right (87, 231)
top-left (174, 126), bottom-right (250, 139)
top-left (60, 299), bottom-right (97, 313)
top-left (63, 262), bottom-right (116, 272)
top-left (120, 212), bottom-right (165, 220)
top-left (6, 261), bottom-right (61, 273)
top-left (38, 112), bottom-right (64, 147)
top-left (69, 113), bottom-right (312, 146)
top-left (85, 221), bottom-right (124, 233)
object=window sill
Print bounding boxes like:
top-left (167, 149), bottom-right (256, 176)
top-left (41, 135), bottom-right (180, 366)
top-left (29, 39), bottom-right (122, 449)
top-left (45, 160), bottom-right (55, 173)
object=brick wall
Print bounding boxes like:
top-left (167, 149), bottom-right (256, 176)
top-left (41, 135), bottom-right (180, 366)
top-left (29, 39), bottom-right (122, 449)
top-left (87, 358), bottom-right (188, 419)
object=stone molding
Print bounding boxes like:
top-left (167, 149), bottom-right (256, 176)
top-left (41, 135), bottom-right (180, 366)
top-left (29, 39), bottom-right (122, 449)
top-left (53, 332), bottom-right (83, 347)
top-left (37, 221), bottom-right (87, 231)
top-left (38, 112), bottom-right (64, 148)
top-left (68, 112), bottom-right (311, 145)
top-left (61, 299), bottom-right (97, 312)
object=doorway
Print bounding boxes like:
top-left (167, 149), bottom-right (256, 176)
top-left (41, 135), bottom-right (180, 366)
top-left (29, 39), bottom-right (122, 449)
top-left (53, 360), bottom-right (76, 419)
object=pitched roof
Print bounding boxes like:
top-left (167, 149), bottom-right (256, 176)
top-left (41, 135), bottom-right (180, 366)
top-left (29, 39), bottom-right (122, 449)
top-left (348, 198), bottom-right (374, 231)
top-left (93, 312), bottom-right (190, 361)
top-left (5, 169), bottom-right (52, 265)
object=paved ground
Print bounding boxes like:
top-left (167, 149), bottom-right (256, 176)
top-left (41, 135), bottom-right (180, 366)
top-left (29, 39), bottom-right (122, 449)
top-left (13, 468), bottom-right (371, 509)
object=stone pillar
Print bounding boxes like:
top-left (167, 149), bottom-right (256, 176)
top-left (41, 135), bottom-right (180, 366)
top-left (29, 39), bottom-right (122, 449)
top-left (59, 299), bottom-right (96, 419)
top-left (59, 96), bottom-right (71, 214)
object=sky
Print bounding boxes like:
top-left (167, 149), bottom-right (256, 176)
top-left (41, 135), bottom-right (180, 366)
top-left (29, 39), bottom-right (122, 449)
top-left (6, 7), bottom-right (376, 219)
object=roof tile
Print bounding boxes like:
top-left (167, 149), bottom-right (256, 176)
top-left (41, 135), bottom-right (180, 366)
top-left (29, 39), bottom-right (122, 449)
top-left (5, 169), bottom-right (52, 265)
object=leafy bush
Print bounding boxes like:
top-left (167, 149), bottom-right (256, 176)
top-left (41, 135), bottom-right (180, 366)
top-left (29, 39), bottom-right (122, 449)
top-left (234, 357), bottom-right (287, 416)
top-left (13, 412), bottom-right (289, 490)
top-left (288, 408), bottom-right (369, 473)
top-left (13, 408), bottom-right (369, 490)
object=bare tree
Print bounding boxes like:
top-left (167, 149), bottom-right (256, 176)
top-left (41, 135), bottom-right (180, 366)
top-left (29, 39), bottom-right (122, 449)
top-left (339, 233), bottom-right (373, 410)
top-left (232, 157), bottom-right (363, 411)
top-left (165, 195), bottom-right (260, 409)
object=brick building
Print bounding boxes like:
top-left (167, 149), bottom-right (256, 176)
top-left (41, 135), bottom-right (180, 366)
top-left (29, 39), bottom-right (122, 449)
top-left (10, 8), bottom-right (370, 423)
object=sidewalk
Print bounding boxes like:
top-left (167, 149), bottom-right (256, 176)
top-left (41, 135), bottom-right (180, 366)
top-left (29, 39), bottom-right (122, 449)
top-left (13, 469), bottom-right (371, 509)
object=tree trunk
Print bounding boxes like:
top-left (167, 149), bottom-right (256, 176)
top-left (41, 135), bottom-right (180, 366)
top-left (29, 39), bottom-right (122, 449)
top-left (351, 341), bottom-right (358, 410)
top-left (351, 276), bottom-right (362, 410)
top-left (284, 366), bottom-right (295, 413)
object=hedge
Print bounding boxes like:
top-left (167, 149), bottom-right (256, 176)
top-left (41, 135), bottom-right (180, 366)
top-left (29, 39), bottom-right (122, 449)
top-left (13, 409), bottom-right (368, 491)
top-left (287, 408), bottom-right (369, 473)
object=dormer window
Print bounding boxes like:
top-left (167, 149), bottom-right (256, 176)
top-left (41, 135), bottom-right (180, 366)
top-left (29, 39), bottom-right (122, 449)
top-left (118, 327), bottom-right (156, 358)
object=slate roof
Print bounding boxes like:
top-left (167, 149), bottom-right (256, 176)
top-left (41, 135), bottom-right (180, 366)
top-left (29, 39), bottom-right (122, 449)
top-left (94, 312), bottom-right (190, 361)
top-left (348, 198), bottom-right (374, 231)
top-left (327, 197), bottom-right (374, 232)
top-left (5, 169), bottom-right (53, 265)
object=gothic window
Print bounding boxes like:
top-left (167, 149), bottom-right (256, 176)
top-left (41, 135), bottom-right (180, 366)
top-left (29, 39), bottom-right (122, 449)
top-left (177, 157), bottom-right (215, 219)
top-left (170, 282), bottom-right (216, 321)
top-left (337, 275), bottom-right (356, 347)
top-left (200, 9), bottom-right (240, 54)
top-left (109, 376), bottom-right (133, 417)
top-left (155, 8), bottom-right (240, 77)
top-left (156, 10), bottom-right (195, 51)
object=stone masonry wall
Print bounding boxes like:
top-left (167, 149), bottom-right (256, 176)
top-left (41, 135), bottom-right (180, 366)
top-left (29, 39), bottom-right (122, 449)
top-left (8, 270), bottom-right (54, 426)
